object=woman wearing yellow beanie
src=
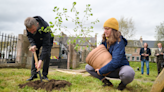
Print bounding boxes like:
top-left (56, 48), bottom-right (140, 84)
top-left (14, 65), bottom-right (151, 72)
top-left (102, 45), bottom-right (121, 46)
top-left (85, 18), bottom-right (135, 90)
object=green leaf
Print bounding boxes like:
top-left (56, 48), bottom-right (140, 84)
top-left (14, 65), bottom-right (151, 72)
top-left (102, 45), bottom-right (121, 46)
top-left (66, 18), bottom-right (68, 21)
top-left (76, 17), bottom-right (79, 19)
top-left (73, 39), bottom-right (76, 43)
top-left (41, 27), bottom-right (44, 31)
top-left (49, 22), bottom-right (53, 24)
top-left (73, 2), bottom-right (76, 5)
top-left (57, 8), bottom-right (59, 11)
top-left (54, 6), bottom-right (57, 9)
top-left (50, 25), bottom-right (54, 28)
top-left (55, 17), bottom-right (58, 19)
top-left (50, 33), bottom-right (54, 37)
top-left (67, 41), bottom-right (69, 45)
top-left (38, 29), bottom-right (42, 34)
top-left (54, 29), bottom-right (57, 32)
top-left (90, 13), bottom-right (93, 16)
top-left (90, 26), bottom-right (93, 29)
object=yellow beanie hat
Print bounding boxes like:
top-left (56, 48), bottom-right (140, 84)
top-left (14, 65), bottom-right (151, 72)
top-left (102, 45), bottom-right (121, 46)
top-left (103, 18), bottom-right (119, 31)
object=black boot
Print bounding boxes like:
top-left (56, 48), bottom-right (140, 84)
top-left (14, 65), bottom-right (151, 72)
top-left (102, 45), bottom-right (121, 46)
top-left (117, 81), bottom-right (126, 91)
top-left (26, 75), bottom-right (38, 81)
top-left (102, 78), bottom-right (113, 87)
top-left (42, 75), bottom-right (49, 80)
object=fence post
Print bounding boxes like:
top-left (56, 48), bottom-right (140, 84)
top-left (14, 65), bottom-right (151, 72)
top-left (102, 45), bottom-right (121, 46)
top-left (67, 44), bottom-right (71, 69)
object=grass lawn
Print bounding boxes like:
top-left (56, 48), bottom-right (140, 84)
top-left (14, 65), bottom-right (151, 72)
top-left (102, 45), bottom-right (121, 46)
top-left (0, 61), bottom-right (159, 92)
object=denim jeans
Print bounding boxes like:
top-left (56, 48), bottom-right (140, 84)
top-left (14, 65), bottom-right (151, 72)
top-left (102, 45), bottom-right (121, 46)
top-left (141, 59), bottom-right (149, 75)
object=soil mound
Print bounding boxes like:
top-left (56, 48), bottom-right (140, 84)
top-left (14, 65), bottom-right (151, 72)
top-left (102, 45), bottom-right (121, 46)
top-left (18, 79), bottom-right (72, 91)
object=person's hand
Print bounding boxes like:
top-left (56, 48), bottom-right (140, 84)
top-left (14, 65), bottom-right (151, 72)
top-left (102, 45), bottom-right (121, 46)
top-left (160, 53), bottom-right (163, 55)
top-left (141, 54), bottom-right (145, 56)
top-left (95, 69), bottom-right (100, 75)
top-left (29, 45), bottom-right (36, 53)
top-left (37, 60), bottom-right (42, 70)
top-left (35, 60), bottom-right (42, 71)
top-left (145, 54), bottom-right (149, 56)
top-left (156, 53), bottom-right (159, 56)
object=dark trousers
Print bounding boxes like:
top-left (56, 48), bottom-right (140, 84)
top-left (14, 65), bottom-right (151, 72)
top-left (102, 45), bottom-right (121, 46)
top-left (31, 46), bottom-right (52, 76)
top-left (157, 60), bottom-right (164, 75)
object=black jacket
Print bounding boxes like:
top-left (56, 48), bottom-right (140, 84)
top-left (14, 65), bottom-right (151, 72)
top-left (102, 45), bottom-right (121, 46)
top-left (26, 16), bottom-right (53, 61)
top-left (140, 48), bottom-right (151, 61)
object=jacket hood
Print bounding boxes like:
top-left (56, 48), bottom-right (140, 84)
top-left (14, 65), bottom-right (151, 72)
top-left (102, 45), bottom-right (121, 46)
top-left (33, 16), bottom-right (49, 28)
top-left (121, 36), bottom-right (127, 46)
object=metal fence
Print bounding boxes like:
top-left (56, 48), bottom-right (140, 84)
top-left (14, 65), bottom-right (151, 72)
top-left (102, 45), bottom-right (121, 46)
top-left (0, 32), bottom-right (18, 63)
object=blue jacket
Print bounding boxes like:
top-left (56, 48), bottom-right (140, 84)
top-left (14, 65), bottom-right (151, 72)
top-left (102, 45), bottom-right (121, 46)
top-left (139, 48), bottom-right (151, 61)
top-left (99, 36), bottom-right (129, 76)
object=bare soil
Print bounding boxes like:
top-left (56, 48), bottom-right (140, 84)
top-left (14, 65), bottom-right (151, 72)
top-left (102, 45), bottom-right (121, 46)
top-left (18, 79), bottom-right (71, 91)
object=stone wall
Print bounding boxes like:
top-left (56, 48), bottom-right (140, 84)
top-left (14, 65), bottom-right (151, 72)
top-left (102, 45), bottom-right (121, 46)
top-left (16, 34), bottom-right (31, 68)
top-left (15, 34), bottom-right (80, 69)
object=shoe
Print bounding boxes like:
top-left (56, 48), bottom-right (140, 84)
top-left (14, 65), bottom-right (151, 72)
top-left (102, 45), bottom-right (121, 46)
top-left (26, 75), bottom-right (38, 81)
top-left (117, 81), bottom-right (126, 91)
top-left (102, 78), bottom-right (113, 87)
top-left (42, 75), bottom-right (49, 80)
top-left (147, 74), bottom-right (149, 76)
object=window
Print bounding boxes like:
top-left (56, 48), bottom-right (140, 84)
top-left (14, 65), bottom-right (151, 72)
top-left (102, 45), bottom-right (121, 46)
top-left (132, 56), bottom-right (135, 61)
top-left (135, 41), bottom-right (138, 46)
top-left (136, 57), bottom-right (140, 61)
top-left (78, 40), bottom-right (80, 43)
top-left (127, 56), bottom-right (130, 61)
top-left (135, 48), bottom-right (137, 52)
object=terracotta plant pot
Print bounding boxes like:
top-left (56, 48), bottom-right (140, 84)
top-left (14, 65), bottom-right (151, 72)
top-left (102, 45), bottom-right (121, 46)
top-left (86, 44), bottom-right (112, 69)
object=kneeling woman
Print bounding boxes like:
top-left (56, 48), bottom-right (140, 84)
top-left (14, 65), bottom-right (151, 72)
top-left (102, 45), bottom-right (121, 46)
top-left (85, 18), bottom-right (135, 91)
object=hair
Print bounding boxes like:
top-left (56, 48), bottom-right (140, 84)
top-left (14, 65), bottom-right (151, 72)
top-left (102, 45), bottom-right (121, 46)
top-left (144, 43), bottom-right (148, 48)
top-left (24, 17), bottom-right (38, 28)
top-left (102, 29), bottom-right (121, 49)
top-left (157, 42), bottom-right (162, 46)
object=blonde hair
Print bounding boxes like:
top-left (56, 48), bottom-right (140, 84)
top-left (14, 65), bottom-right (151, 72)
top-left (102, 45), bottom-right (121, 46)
top-left (102, 29), bottom-right (121, 49)
top-left (24, 17), bottom-right (38, 28)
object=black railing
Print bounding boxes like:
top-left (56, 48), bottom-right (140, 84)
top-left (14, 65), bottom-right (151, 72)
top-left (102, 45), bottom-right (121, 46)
top-left (0, 32), bottom-right (18, 63)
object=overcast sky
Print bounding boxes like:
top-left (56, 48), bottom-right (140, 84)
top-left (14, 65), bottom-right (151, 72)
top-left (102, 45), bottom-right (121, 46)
top-left (0, 0), bottom-right (164, 43)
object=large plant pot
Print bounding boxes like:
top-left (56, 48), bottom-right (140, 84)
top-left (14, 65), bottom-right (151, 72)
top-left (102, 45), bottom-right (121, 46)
top-left (86, 44), bottom-right (112, 69)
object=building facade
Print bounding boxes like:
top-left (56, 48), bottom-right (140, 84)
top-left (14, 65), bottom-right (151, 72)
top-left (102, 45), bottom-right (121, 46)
top-left (126, 37), bottom-right (158, 62)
